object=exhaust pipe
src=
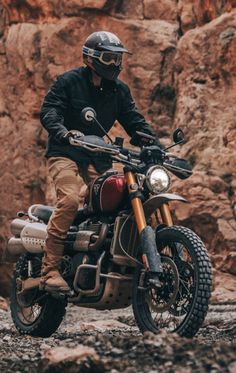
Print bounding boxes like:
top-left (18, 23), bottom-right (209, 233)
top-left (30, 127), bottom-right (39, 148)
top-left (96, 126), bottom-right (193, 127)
top-left (5, 237), bottom-right (27, 262)
top-left (10, 219), bottom-right (28, 237)
top-left (7, 237), bottom-right (27, 255)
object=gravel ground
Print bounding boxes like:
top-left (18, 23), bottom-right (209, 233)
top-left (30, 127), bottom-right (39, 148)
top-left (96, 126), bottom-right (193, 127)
top-left (0, 303), bottom-right (235, 373)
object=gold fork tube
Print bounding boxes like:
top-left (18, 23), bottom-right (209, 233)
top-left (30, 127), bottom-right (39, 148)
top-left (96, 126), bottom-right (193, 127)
top-left (125, 171), bottom-right (146, 233)
top-left (159, 203), bottom-right (173, 226)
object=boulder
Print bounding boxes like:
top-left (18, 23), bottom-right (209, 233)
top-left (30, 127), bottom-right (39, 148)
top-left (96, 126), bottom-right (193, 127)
top-left (80, 319), bottom-right (129, 332)
top-left (211, 270), bottom-right (236, 303)
top-left (41, 345), bottom-right (105, 372)
top-left (177, 0), bottom-right (236, 33)
top-left (0, 296), bottom-right (8, 311)
top-left (43, 345), bottom-right (99, 365)
top-left (144, 0), bottom-right (178, 22)
top-left (173, 11), bottom-right (236, 259)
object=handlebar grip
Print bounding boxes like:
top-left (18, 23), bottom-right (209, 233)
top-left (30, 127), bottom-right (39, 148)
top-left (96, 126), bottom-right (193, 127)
top-left (120, 148), bottom-right (140, 158)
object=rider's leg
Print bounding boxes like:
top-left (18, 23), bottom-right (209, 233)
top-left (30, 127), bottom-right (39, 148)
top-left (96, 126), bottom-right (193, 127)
top-left (79, 163), bottom-right (103, 185)
top-left (40, 158), bottom-right (101, 292)
top-left (41, 157), bottom-right (82, 292)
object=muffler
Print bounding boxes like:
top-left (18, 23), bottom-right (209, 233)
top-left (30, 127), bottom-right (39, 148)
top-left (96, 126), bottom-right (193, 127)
top-left (20, 222), bottom-right (47, 253)
top-left (7, 237), bottom-right (27, 256)
top-left (10, 218), bottom-right (28, 237)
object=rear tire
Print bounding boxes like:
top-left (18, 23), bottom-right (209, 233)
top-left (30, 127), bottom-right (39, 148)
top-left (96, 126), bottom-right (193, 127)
top-left (132, 226), bottom-right (212, 338)
top-left (10, 254), bottom-right (67, 337)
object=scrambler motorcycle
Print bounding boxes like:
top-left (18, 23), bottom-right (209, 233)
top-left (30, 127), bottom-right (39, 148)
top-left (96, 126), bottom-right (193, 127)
top-left (7, 108), bottom-right (212, 338)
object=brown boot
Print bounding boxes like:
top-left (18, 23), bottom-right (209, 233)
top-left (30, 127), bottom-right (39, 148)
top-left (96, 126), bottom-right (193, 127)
top-left (40, 270), bottom-right (70, 293)
top-left (40, 234), bottom-right (70, 293)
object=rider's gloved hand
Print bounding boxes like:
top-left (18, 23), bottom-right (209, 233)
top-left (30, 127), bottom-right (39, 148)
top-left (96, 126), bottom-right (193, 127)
top-left (63, 130), bottom-right (84, 144)
top-left (130, 132), bottom-right (164, 150)
top-left (151, 137), bottom-right (165, 150)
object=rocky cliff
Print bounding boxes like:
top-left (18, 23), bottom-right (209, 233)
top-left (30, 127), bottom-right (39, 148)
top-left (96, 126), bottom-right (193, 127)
top-left (0, 0), bottom-right (235, 299)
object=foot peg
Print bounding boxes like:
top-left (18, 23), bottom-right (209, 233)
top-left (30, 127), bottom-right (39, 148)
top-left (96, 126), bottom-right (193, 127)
top-left (50, 290), bottom-right (74, 300)
top-left (39, 282), bottom-right (71, 294)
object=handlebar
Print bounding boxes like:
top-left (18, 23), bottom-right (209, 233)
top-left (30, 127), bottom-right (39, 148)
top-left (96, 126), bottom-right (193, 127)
top-left (119, 147), bottom-right (140, 159)
top-left (69, 135), bottom-right (177, 167)
top-left (69, 136), bottom-right (142, 163)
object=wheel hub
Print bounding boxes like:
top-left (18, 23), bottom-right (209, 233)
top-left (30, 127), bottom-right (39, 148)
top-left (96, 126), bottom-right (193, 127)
top-left (147, 256), bottom-right (179, 313)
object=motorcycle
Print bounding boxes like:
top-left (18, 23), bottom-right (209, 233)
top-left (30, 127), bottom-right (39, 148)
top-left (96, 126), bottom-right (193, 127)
top-left (7, 107), bottom-right (212, 338)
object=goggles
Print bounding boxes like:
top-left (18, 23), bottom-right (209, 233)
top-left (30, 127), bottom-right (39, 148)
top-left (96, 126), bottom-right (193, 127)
top-left (83, 46), bottom-right (122, 66)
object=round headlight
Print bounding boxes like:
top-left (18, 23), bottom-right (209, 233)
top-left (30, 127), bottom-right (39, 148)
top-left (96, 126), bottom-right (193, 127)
top-left (146, 166), bottom-right (170, 194)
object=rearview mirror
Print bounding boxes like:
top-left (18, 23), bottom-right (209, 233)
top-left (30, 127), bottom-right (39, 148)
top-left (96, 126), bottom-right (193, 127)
top-left (81, 107), bottom-right (97, 123)
top-left (173, 128), bottom-right (185, 144)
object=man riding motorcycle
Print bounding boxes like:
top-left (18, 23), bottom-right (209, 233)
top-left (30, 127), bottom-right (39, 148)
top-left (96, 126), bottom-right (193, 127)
top-left (40, 31), bottom-right (162, 293)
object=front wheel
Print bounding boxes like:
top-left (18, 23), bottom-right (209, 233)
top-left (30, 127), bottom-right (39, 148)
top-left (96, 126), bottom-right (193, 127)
top-left (132, 226), bottom-right (212, 338)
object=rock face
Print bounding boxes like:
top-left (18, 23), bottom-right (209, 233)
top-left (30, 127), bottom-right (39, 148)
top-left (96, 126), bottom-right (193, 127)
top-left (173, 11), bottom-right (236, 276)
top-left (0, 1), bottom-right (235, 298)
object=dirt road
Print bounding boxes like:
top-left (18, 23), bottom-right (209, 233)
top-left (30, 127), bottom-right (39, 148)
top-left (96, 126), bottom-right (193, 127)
top-left (0, 303), bottom-right (235, 373)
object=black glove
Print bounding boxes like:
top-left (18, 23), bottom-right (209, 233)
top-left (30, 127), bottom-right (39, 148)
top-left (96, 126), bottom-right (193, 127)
top-left (152, 137), bottom-right (165, 150)
top-left (130, 131), bottom-right (164, 149)
top-left (63, 130), bottom-right (84, 144)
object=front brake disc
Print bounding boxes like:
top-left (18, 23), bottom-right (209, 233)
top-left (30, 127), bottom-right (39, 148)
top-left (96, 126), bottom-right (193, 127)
top-left (147, 256), bottom-right (179, 313)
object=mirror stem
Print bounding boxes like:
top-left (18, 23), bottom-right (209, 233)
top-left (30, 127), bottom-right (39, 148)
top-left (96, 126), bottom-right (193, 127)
top-left (163, 139), bottom-right (186, 151)
top-left (87, 115), bottom-right (114, 144)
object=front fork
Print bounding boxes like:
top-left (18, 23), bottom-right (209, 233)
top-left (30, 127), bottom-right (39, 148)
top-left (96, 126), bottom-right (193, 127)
top-left (125, 171), bottom-right (173, 274)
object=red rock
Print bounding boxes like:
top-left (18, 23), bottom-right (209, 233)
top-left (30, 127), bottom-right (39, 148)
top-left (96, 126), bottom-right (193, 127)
top-left (0, 263), bottom-right (13, 298)
top-left (177, 0), bottom-right (236, 33)
top-left (80, 320), bottom-right (129, 332)
top-left (222, 252), bottom-right (236, 275)
top-left (0, 296), bottom-right (8, 311)
top-left (143, 0), bottom-right (177, 22)
top-left (173, 11), bottom-right (236, 262)
top-left (211, 270), bottom-right (236, 303)
top-left (43, 345), bottom-right (99, 365)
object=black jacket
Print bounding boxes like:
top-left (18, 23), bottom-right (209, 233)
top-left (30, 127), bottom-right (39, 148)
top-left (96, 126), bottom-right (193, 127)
top-left (40, 66), bottom-right (155, 173)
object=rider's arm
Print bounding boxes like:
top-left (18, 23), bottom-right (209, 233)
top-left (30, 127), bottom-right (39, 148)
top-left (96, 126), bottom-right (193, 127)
top-left (40, 75), bottom-right (69, 144)
top-left (117, 83), bottom-right (158, 146)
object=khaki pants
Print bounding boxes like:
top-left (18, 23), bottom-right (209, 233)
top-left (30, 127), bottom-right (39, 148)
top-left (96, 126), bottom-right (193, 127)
top-left (47, 157), bottom-right (101, 239)
top-left (42, 157), bottom-right (101, 274)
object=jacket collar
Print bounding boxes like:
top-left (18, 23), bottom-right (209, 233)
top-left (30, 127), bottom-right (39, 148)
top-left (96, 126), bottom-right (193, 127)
top-left (84, 66), bottom-right (117, 92)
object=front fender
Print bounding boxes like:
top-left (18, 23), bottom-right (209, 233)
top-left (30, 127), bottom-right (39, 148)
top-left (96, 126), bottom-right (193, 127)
top-left (143, 193), bottom-right (187, 220)
top-left (119, 193), bottom-right (187, 254)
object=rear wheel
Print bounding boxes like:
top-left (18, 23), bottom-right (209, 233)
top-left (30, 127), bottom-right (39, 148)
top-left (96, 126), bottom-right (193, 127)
top-left (10, 254), bottom-right (67, 337)
top-left (132, 226), bottom-right (212, 338)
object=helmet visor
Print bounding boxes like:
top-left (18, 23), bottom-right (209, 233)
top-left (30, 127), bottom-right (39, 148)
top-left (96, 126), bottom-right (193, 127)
top-left (83, 47), bottom-right (122, 66)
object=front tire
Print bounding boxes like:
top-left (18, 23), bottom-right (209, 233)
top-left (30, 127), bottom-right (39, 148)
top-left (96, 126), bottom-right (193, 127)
top-left (132, 226), bottom-right (212, 338)
top-left (10, 254), bottom-right (67, 337)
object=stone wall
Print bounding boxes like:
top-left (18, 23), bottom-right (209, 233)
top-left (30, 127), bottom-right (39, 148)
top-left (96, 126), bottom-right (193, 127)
top-left (0, 0), bottom-right (235, 298)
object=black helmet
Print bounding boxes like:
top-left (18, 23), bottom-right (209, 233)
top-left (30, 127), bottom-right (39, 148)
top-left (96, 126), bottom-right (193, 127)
top-left (82, 31), bottom-right (131, 81)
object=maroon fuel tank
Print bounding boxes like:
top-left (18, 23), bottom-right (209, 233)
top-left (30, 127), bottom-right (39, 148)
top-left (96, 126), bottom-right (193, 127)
top-left (87, 171), bottom-right (128, 213)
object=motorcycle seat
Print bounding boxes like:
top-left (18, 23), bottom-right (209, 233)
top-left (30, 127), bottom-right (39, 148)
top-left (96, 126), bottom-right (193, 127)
top-left (33, 205), bottom-right (87, 225)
